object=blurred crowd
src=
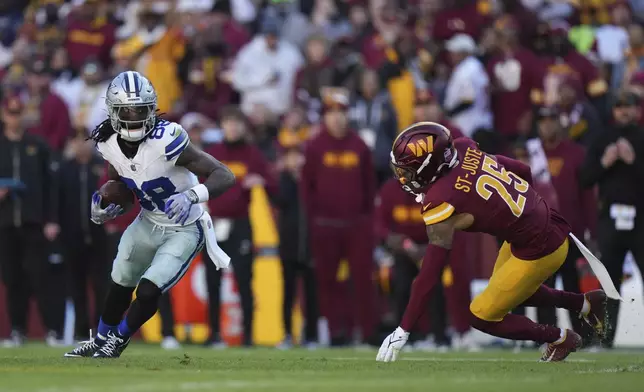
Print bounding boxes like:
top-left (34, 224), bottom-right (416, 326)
top-left (1, 0), bottom-right (644, 351)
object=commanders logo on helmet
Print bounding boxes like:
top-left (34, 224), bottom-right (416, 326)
top-left (390, 122), bottom-right (457, 190)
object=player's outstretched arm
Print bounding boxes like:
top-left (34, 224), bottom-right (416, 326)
top-left (377, 216), bottom-right (462, 363)
top-left (176, 143), bottom-right (236, 199)
top-left (164, 143), bottom-right (236, 225)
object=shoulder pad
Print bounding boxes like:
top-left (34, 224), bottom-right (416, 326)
top-left (421, 177), bottom-right (459, 226)
top-left (148, 120), bottom-right (190, 162)
top-left (95, 133), bottom-right (118, 161)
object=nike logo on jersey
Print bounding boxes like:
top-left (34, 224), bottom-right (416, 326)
top-left (422, 202), bottom-right (432, 212)
top-left (170, 128), bottom-right (177, 137)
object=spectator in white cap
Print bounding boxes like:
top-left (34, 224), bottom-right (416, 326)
top-left (443, 33), bottom-right (493, 139)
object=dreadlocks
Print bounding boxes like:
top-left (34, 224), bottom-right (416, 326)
top-left (88, 114), bottom-right (166, 144)
top-left (88, 118), bottom-right (115, 144)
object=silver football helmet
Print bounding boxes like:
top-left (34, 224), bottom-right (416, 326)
top-left (105, 71), bottom-right (158, 142)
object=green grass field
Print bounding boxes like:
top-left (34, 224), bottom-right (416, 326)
top-left (1, 344), bottom-right (643, 392)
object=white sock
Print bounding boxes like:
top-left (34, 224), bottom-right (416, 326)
top-left (581, 297), bottom-right (590, 316)
top-left (553, 329), bottom-right (566, 345)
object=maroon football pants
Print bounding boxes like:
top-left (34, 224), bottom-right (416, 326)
top-left (310, 220), bottom-right (376, 340)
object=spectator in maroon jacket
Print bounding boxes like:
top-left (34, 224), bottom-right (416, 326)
top-left (203, 107), bottom-right (277, 347)
top-left (64, 0), bottom-right (116, 73)
top-left (180, 29), bottom-right (235, 122)
top-left (375, 178), bottom-right (477, 350)
top-left (555, 74), bottom-right (604, 147)
top-left (431, 0), bottom-right (493, 42)
top-left (210, 0), bottom-right (251, 57)
top-left (536, 106), bottom-right (597, 336)
top-left (486, 15), bottom-right (544, 141)
top-left (23, 56), bottom-right (71, 152)
top-left (540, 21), bottom-right (608, 117)
top-left (301, 88), bottom-right (377, 346)
top-left (361, 0), bottom-right (405, 69)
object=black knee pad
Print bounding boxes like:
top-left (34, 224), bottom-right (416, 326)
top-left (135, 279), bottom-right (162, 303)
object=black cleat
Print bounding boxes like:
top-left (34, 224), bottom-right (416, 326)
top-left (581, 290), bottom-right (607, 338)
top-left (64, 338), bottom-right (103, 358)
top-left (93, 331), bottom-right (130, 359)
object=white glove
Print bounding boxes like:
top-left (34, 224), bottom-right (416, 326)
top-left (90, 192), bottom-right (123, 225)
top-left (376, 327), bottom-right (409, 363)
top-left (164, 192), bottom-right (194, 225)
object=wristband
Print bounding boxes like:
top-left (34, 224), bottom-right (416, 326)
top-left (188, 184), bottom-right (209, 203)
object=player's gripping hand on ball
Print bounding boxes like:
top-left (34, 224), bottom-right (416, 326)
top-left (376, 327), bottom-right (409, 363)
top-left (164, 190), bottom-right (198, 225)
top-left (90, 192), bottom-right (124, 224)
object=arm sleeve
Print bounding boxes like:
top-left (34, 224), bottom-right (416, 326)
top-left (577, 149), bottom-right (597, 238)
top-left (400, 244), bottom-right (450, 331)
top-left (633, 142), bottom-right (644, 184)
top-left (580, 135), bottom-right (610, 188)
top-left (299, 144), bottom-right (316, 217)
top-left (41, 142), bottom-right (58, 223)
top-left (253, 147), bottom-right (278, 196)
top-left (495, 154), bottom-right (533, 186)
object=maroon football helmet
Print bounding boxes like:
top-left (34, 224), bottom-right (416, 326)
top-left (390, 122), bottom-right (457, 190)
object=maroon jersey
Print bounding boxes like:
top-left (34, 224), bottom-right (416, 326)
top-left (65, 18), bottom-right (116, 72)
top-left (375, 178), bottom-right (427, 244)
top-left (543, 139), bottom-right (597, 239)
top-left (361, 33), bottom-right (389, 69)
top-left (540, 53), bottom-right (608, 106)
top-left (486, 48), bottom-right (544, 136)
top-left (422, 138), bottom-right (570, 260)
top-left (301, 128), bottom-right (376, 222)
top-left (205, 142), bottom-right (276, 219)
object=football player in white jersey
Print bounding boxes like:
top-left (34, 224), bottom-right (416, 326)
top-left (64, 71), bottom-right (235, 358)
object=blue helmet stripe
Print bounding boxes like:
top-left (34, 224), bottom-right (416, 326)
top-left (133, 72), bottom-right (141, 97)
top-left (123, 72), bottom-right (132, 97)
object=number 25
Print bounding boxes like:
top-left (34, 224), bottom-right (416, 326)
top-left (475, 156), bottom-right (529, 217)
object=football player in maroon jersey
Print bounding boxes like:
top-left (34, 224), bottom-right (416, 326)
top-left (377, 122), bottom-right (608, 362)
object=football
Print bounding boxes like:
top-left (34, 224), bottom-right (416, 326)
top-left (99, 180), bottom-right (135, 213)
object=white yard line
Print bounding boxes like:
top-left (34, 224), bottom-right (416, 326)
top-left (33, 376), bottom-right (549, 392)
top-left (332, 356), bottom-right (596, 363)
top-left (575, 365), bottom-right (643, 374)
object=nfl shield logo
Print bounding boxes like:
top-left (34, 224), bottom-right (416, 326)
top-left (130, 164), bottom-right (136, 171)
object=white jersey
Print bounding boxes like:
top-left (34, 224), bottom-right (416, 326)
top-left (96, 120), bottom-right (204, 227)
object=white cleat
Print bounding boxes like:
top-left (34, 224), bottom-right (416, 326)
top-left (210, 341), bottom-right (228, 350)
top-left (413, 338), bottom-right (437, 352)
top-left (303, 341), bottom-right (319, 351)
top-left (161, 336), bottom-right (181, 350)
top-left (276, 338), bottom-right (293, 351)
top-left (1, 331), bottom-right (25, 348)
top-left (452, 330), bottom-right (481, 352)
